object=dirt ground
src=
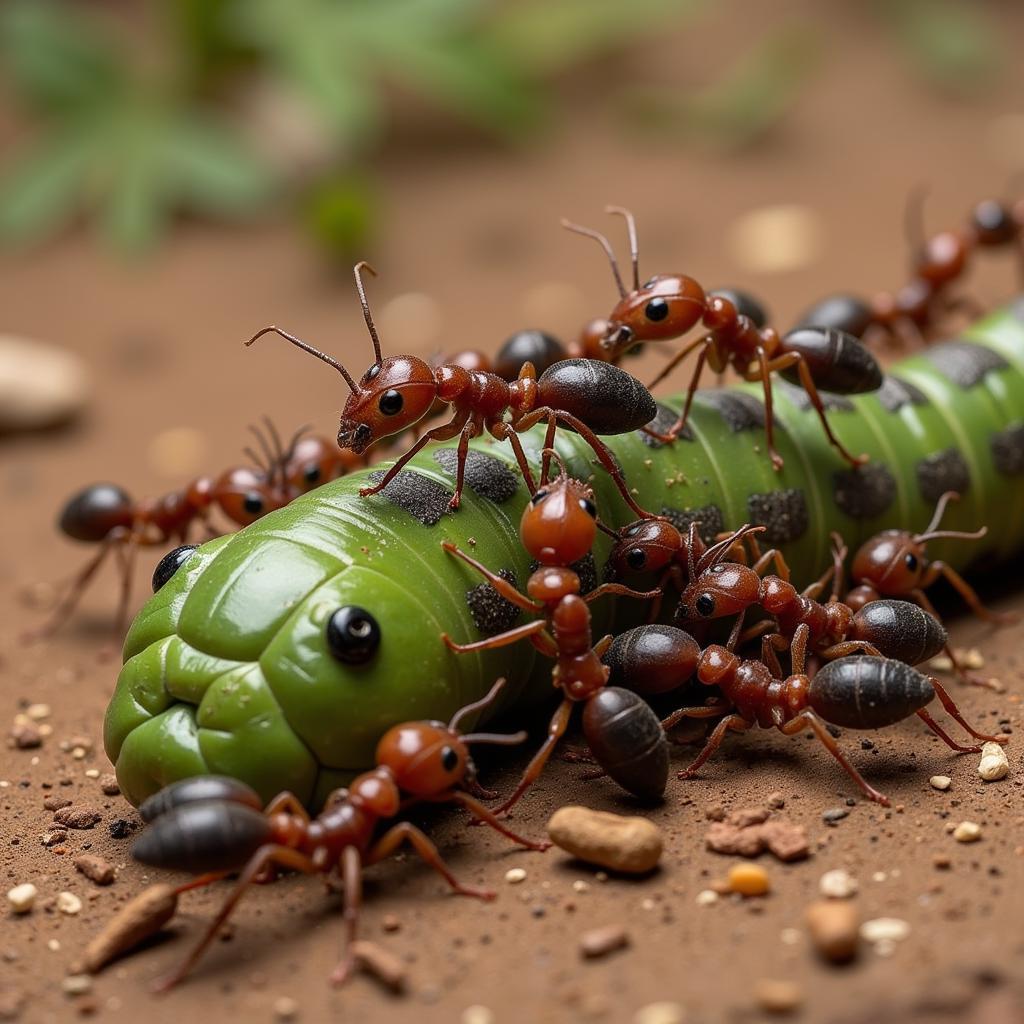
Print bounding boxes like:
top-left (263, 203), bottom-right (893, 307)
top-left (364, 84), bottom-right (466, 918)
top-left (3, 3), bottom-right (1024, 1022)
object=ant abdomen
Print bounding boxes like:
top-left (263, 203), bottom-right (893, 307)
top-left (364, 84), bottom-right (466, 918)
top-left (493, 329), bottom-right (568, 381)
top-left (779, 327), bottom-right (883, 394)
top-left (537, 358), bottom-right (657, 434)
top-left (132, 800), bottom-right (273, 873)
top-left (139, 775), bottom-right (263, 823)
top-left (849, 599), bottom-right (946, 664)
top-left (603, 625), bottom-right (700, 695)
top-left (793, 294), bottom-right (875, 339)
top-left (58, 483), bottom-right (134, 542)
top-left (809, 656), bottom-right (934, 729)
top-left (581, 687), bottom-right (669, 800)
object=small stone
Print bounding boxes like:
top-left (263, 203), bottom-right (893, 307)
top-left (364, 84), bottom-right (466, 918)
top-left (61, 975), bottom-right (92, 996)
top-left (42, 828), bottom-right (68, 848)
top-left (953, 821), bottom-right (982, 843)
top-left (806, 900), bottom-right (859, 964)
top-left (572, 880), bottom-right (590, 894)
top-left (461, 1006), bottom-right (495, 1024)
top-left (579, 925), bottom-right (630, 959)
top-left (53, 806), bottom-right (101, 830)
top-left (727, 807), bottom-right (769, 828)
top-left (0, 335), bottom-right (89, 432)
top-left (82, 884), bottom-right (177, 973)
top-left (754, 979), bottom-right (804, 1014)
top-left (10, 721), bottom-right (41, 749)
top-left (860, 917), bottom-right (910, 945)
top-left (273, 996), bottom-right (298, 1020)
top-left (977, 742), bottom-right (1009, 782)
top-left (98, 774), bottom-right (121, 796)
top-left (352, 940), bottom-right (407, 993)
top-left (961, 647), bottom-right (984, 669)
top-left (504, 868), bottom-right (527, 884)
top-left (43, 795), bottom-right (72, 812)
top-left (25, 704), bottom-right (51, 721)
top-left (74, 855), bottom-right (114, 887)
top-left (57, 892), bottom-right (83, 916)
top-left (695, 890), bottom-right (719, 907)
top-left (381, 914), bottom-right (401, 933)
top-left (704, 803), bottom-right (727, 821)
top-left (933, 853), bottom-right (952, 869)
top-left (822, 807), bottom-right (848, 825)
top-left (766, 792), bottom-right (785, 809)
top-left (705, 822), bottom-right (764, 857)
top-left (818, 869), bottom-right (858, 899)
top-left (928, 654), bottom-right (954, 673)
top-left (548, 806), bottom-right (663, 874)
top-left (727, 863), bottom-right (770, 897)
top-left (633, 1001), bottom-right (686, 1024)
top-left (7, 884), bottom-right (37, 914)
top-left (47, 940), bottom-right (60, 952)
top-left (760, 820), bottom-right (811, 862)
top-left (929, 776), bottom-right (952, 791)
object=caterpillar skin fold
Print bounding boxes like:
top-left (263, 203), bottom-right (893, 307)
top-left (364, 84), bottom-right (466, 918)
top-left (105, 302), bottom-right (1024, 808)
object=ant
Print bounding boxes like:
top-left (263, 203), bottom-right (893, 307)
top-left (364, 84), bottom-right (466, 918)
top-left (246, 262), bottom-right (661, 518)
top-left (674, 524), bottom-right (949, 667)
top-left (659, 627), bottom-right (1008, 806)
top-left (25, 420), bottom-right (303, 641)
top-left (440, 453), bottom-right (668, 809)
top-left (564, 206), bottom-right (881, 470)
top-left (796, 192), bottom-right (1024, 347)
top-left (131, 678), bottom-right (548, 991)
top-left (837, 491), bottom-right (1018, 686)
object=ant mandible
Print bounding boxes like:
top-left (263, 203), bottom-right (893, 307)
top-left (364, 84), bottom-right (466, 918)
top-left (247, 263), bottom-right (660, 518)
top-left (440, 453), bottom-right (668, 809)
top-left (131, 678), bottom-right (548, 991)
top-left (565, 206), bottom-right (881, 470)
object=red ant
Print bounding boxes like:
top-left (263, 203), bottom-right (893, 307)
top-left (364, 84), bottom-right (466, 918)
top-left (564, 206), bottom-right (881, 470)
top-left (673, 525), bottom-right (949, 667)
top-left (658, 628), bottom-right (1008, 806)
top-left (838, 491), bottom-right (1018, 686)
top-left (25, 420), bottom-right (305, 641)
top-left (246, 262), bottom-right (660, 518)
top-left (131, 678), bottom-right (548, 991)
top-left (440, 454), bottom-right (667, 809)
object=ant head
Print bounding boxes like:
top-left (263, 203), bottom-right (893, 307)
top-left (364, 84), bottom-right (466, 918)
top-left (563, 207), bottom-right (705, 359)
top-left (851, 530), bottom-right (925, 595)
top-left (611, 519), bottom-right (684, 575)
top-left (677, 562), bottom-right (758, 622)
top-left (520, 468), bottom-right (597, 566)
top-left (375, 722), bottom-right (472, 799)
top-left (211, 465), bottom-right (290, 527)
top-left (284, 434), bottom-right (348, 495)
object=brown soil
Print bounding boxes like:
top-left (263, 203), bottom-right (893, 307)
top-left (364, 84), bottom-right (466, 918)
top-left (3, 3), bottom-right (1024, 1021)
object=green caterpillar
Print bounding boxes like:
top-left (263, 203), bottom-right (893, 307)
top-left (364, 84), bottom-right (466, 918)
top-left (104, 301), bottom-right (1024, 808)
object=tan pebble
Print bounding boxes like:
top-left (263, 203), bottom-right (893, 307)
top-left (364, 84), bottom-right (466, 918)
top-left (57, 892), bottom-right (83, 916)
top-left (147, 427), bottom-right (207, 478)
top-left (929, 775), bottom-right (952, 791)
top-left (978, 742), bottom-right (1009, 781)
top-left (381, 913), bottom-right (401, 933)
top-left (351, 940), bottom-right (407, 993)
top-left (806, 900), bottom-right (859, 964)
top-left (705, 821), bottom-right (764, 857)
top-left (43, 795), bottom-right (72, 811)
top-left (99, 774), bottom-right (121, 795)
top-left (961, 647), bottom-right (984, 669)
top-left (953, 821), bottom-right (982, 843)
top-left (0, 335), bottom-right (89, 431)
top-left (273, 996), bottom-right (299, 1020)
top-left (461, 1006), bottom-right (496, 1024)
top-left (727, 807), bottom-right (769, 828)
top-left (82, 884), bottom-right (178, 973)
top-left (633, 1001), bottom-right (686, 1024)
top-left (75, 855), bottom-right (115, 887)
top-left (579, 925), bottom-right (630, 959)
top-left (818, 869), bottom-right (857, 899)
top-left (53, 806), bottom-right (101, 830)
top-left (860, 917), bottom-right (910, 944)
top-left (728, 863), bottom-right (770, 897)
top-left (572, 880), bottom-right (590, 894)
top-left (548, 806), bottom-right (663, 874)
top-left (766, 792), bottom-right (785, 809)
top-left (754, 979), bottom-right (804, 1014)
top-left (26, 704), bottom-right (51, 721)
top-left (504, 867), bottom-right (527, 884)
top-left (10, 721), bottom-right (42, 749)
top-left (695, 889), bottom-right (719, 907)
top-left (47, 939), bottom-right (60, 952)
top-left (84, 769), bottom-right (100, 779)
top-left (728, 205), bottom-right (822, 274)
top-left (928, 654), bottom-right (954, 673)
top-left (760, 820), bottom-right (810, 862)
top-left (61, 975), bottom-right (92, 996)
top-left (7, 883), bottom-right (37, 914)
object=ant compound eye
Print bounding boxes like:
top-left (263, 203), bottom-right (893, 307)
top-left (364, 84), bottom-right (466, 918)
top-left (695, 593), bottom-right (716, 616)
top-left (440, 746), bottom-right (459, 772)
top-left (905, 553), bottom-right (918, 571)
top-left (378, 389), bottom-right (404, 416)
top-left (303, 464), bottom-right (321, 485)
top-left (579, 497), bottom-right (597, 518)
top-left (626, 547), bottom-right (647, 570)
top-left (243, 492), bottom-right (265, 516)
top-left (326, 606), bottom-right (381, 665)
top-left (530, 488), bottom-right (550, 506)
top-left (152, 545), bottom-right (197, 592)
top-left (644, 298), bottom-right (670, 322)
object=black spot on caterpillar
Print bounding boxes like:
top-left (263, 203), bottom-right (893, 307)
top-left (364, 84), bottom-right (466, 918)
top-left (778, 382), bottom-right (855, 413)
top-left (832, 463), bottom-right (898, 520)
top-left (875, 375), bottom-right (930, 412)
top-left (925, 341), bottom-right (1009, 389)
top-left (466, 569), bottom-right (520, 636)
top-left (433, 448), bottom-right (519, 503)
top-left (915, 448), bottom-right (971, 502)
top-left (639, 403), bottom-right (694, 446)
top-left (991, 423), bottom-right (1024, 476)
top-left (660, 504), bottom-right (726, 544)
top-left (746, 489), bottom-right (809, 544)
top-left (366, 469), bottom-right (453, 526)
top-left (700, 390), bottom-right (771, 432)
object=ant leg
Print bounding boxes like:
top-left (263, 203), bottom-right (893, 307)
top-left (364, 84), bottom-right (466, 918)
top-left (760, 636), bottom-right (784, 679)
top-left (447, 419), bottom-right (481, 511)
top-left (593, 633), bottom-right (614, 658)
top-left (818, 640), bottom-right (882, 660)
top-left (677, 713), bottom-right (751, 779)
top-left (646, 333), bottom-right (709, 392)
top-left (173, 871), bottom-right (232, 895)
top-left (661, 699), bottom-right (732, 733)
top-left (662, 342), bottom-right (711, 441)
top-left (153, 845), bottom-right (319, 992)
top-left (441, 542), bottom-right (541, 612)
top-left (493, 699), bottom-right (574, 815)
top-left (790, 622), bottom-right (810, 675)
top-left (583, 582), bottom-right (661, 603)
top-left (328, 845), bottom-right (363, 987)
top-left (929, 678), bottom-right (1009, 745)
top-left (366, 822), bottom-right (495, 901)
top-left (725, 608), bottom-right (748, 651)
top-left (779, 711), bottom-right (890, 806)
top-left (540, 412), bottom-right (559, 487)
top-left (915, 709), bottom-right (983, 753)
top-left (753, 346), bottom-right (785, 471)
top-left (112, 538), bottom-right (139, 639)
top-left (489, 421), bottom-right (538, 494)
top-left (452, 792), bottom-right (551, 851)
top-left (751, 546), bottom-right (791, 582)
top-left (443, 618), bottom-right (548, 654)
top-left (358, 411), bottom-right (467, 499)
top-left (737, 618), bottom-right (776, 648)
top-left (263, 792), bottom-right (311, 820)
top-left (930, 562), bottom-right (1019, 625)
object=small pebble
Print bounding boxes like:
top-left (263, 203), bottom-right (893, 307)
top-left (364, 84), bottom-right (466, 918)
top-left (579, 925), bottom-right (630, 959)
top-left (806, 900), bottom-right (859, 964)
top-left (82, 884), bottom-right (177, 973)
top-left (351, 940), bottom-right (406, 994)
top-left (727, 863), bottom-right (770, 897)
top-left (754, 978), bottom-right (804, 1014)
top-left (7, 884), bottom-right (37, 914)
top-left (818, 869), bottom-right (857, 899)
top-left (548, 806), bottom-right (663, 874)
top-left (43, 795), bottom-right (73, 812)
top-left (26, 704), bottom-right (51, 721)
top-left (461, 1006), bottom-right (495, 1024)
top-left (504, 868), bottom-right (527, 884)
top-left (54, 806), bottom-right (101, 830)
top-left (0, 335), bottom-right (89, 432)
top-left (953, 821), bottom-right (982, 843)
top-left (633, 1001), bottom-right (686, 1024)
top-left (929, 776), bottom-right (952, 791)
top-left (99, 774), bottom-right (121, 796)
top-left (57, 892), bottom-right (83, 916)
top-left (273, 996), bottom-right (298, 1020)
top-left (822, 807), bottom-right (848, 825)
top-left (860, 917), bottom-right (910, 945)
top-left (977, 742), bottom-right (1009, 782)
top-left (10, 721), bottom-right (42, 749)
top-left (572, 880), bottom-right (590, 894)
top-left (74, 855), bottom-right (115, 887)
top-left (766, 792), bottom-right (785, 809)
top-left (695, 890), bottom-right (719, 907)
top-left (61, 975), bottom-right (92, 997)
top-left (381, 914), bottom-right (401, 933)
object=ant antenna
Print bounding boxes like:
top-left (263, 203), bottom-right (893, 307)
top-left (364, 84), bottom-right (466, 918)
top-left (243, 446), bottom-right (267, 475)
top-left (461, 730), bottom-right (529, 747)
top-left (904, 183), bottom-right (930, 259)
top-left (561, 218), bottom-right (626, 299)
top-left (353, 261), bottom-right (383, 366)
top-left (919, 490), bottom-right (957, 536)
top-left (606, 206), bottom-right (640, 291)
top-left (246, 326), bottom-right (358, 393)
top-left (263, 416), bottom-right (286, 488)
top-left (915, 526), bottom-right (987, 544)
top-left (539, 447), bottom-right (571, 487)
top-left (282, 423), bottom-right (312, 465)
top-left (695, 524), bottom-right (766, 577)
top-left (248, 423), bottom-right (277, 482)
top-left (449, 676), bottom-right (509, 733)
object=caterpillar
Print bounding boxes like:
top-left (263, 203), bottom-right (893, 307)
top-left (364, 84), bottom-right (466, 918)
top-left (104, 299), bottom-right (1024, 809)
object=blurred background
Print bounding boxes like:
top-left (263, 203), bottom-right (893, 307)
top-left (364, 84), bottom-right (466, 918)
top-left (4, 0), bottom-right (1024, 619)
